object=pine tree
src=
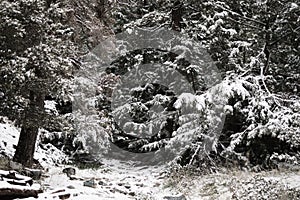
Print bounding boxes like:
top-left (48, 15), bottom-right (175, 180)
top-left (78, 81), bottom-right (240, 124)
top-left (0, 0), bottom-right (75, 167)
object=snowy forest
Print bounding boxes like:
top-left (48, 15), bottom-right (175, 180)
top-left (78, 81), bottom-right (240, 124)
top-left (0, 0), bottom-right (299, 199)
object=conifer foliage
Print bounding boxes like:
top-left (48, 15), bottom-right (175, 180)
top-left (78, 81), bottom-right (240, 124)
top-left (0, 0), bottom-right (299, 170)
top-left (0, 0), bottom-right (75, 166)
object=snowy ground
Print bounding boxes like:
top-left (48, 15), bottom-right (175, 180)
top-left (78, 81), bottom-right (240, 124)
top-left (0, 117), bottom-right (180, 199)
top-left (24, 159), bottom-right (167, 200)
top-left (164, 167), bottom-right (300, 200)
top-left (22, 161), bottom-right (300, 200)
top-left (1, 117), bottom-right (299, 199)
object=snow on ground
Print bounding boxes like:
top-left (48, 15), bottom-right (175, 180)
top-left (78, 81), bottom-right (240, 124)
top-left (0, 117), bottom-right (68, 166)
top-left (0, 118), bottom-right (20, 157)
top-left (0, 180), bottom-right (41, 191)
top-left (0, 169), bottom-right (41, 191)
top-left (27, 159), bottom-right (169, 200)
top-left (0, 117), bottom-right (180, 199)
top-left (19, 161), bottom-right (299, 200)
top-left (1, 118), bottom-right (300, 199)
top-left (163, 168), bottom-right (300, 200)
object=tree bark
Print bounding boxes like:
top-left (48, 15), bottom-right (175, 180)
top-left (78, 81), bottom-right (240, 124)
top-left (13, 90), bottom-right (45, 167)
top-left (171, 1), bottom-right (183, 31)
top-left (0, 188), bottom-right (41, 199)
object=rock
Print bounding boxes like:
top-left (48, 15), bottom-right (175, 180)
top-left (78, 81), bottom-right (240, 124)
top-left (69, 176), bottom-right (83, 181)
top-left (23, 168), bottom-right (42, 180)
top-left (124, 185), bottom-right (131, 189)
top-left (0, 156), bottom-right (9, 170)
top-left (112, 188), bottom-right (127, 195)
top-left (51, 189), bottom-right (71, 200)
top-left (135, 183), bottom-right (144, 187)
top-left (163, 194), bottom-right (187, 200)
top-left (67, 185), bottom-right (75, 189)
top-left (9, 161), bottom-right (23, 171)
top-left (128, 191), bottom-right (135, 196)
top-left (72, 153), bottom-right (104, 168)
top-left (153, 182), bottom-right (160, 187)
top-left (83, 179), bottom-right (97, 188)
top-left (98, 180), bottom-right (106, 186)
top-left (109, 189), bottom-right (115, 193)
top-left (59, 193), bottom-right (71, 200)
top-left (62, 167), bottom-right (76, 177)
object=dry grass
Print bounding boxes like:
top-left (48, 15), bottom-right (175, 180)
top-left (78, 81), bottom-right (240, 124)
top-left (163, 166), bottom-right (300, 200)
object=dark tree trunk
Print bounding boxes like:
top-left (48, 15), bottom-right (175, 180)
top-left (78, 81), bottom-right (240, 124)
top-left (13, 127), bottom-right (39, 167)
top-left (13, 90), bottom-right (45, 167)
top-left (96, 0), bottom-right (106, 19)
top-left (143, 0), bottom-right (148, 6)
top-left (171, 1), bottom-right (183, 31)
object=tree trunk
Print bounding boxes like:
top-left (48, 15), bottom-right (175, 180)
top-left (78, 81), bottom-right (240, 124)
top-left (96, 0), bottom-right (106, 19)
top-left (13, 90), bottom-right (44, 167)
top-left (171, 1), bottom-right (183, 31)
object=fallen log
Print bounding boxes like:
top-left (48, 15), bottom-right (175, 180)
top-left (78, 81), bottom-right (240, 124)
top-left (0, 187), bottom-right (42, 200)
top-left (6, 179), bottom-right (33, 186)
top-left (0, 170), bottom-right (33, 186)
top-left (0, 170), bottom-right (42, 199)
top-left (0, 170), bottom-right (32, 182)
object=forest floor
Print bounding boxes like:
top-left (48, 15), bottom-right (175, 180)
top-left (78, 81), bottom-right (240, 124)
top-left (1, 118), bottom-right (300, 200)
top-left (20, 160), bottom-right (300, 200)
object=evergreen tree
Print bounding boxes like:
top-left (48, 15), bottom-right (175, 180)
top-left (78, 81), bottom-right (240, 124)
top-left (0, 0), bottom-right (75, 166)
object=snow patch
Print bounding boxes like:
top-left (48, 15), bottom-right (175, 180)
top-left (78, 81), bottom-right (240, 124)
top-left (0, 118), bottom-right (19, 157)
